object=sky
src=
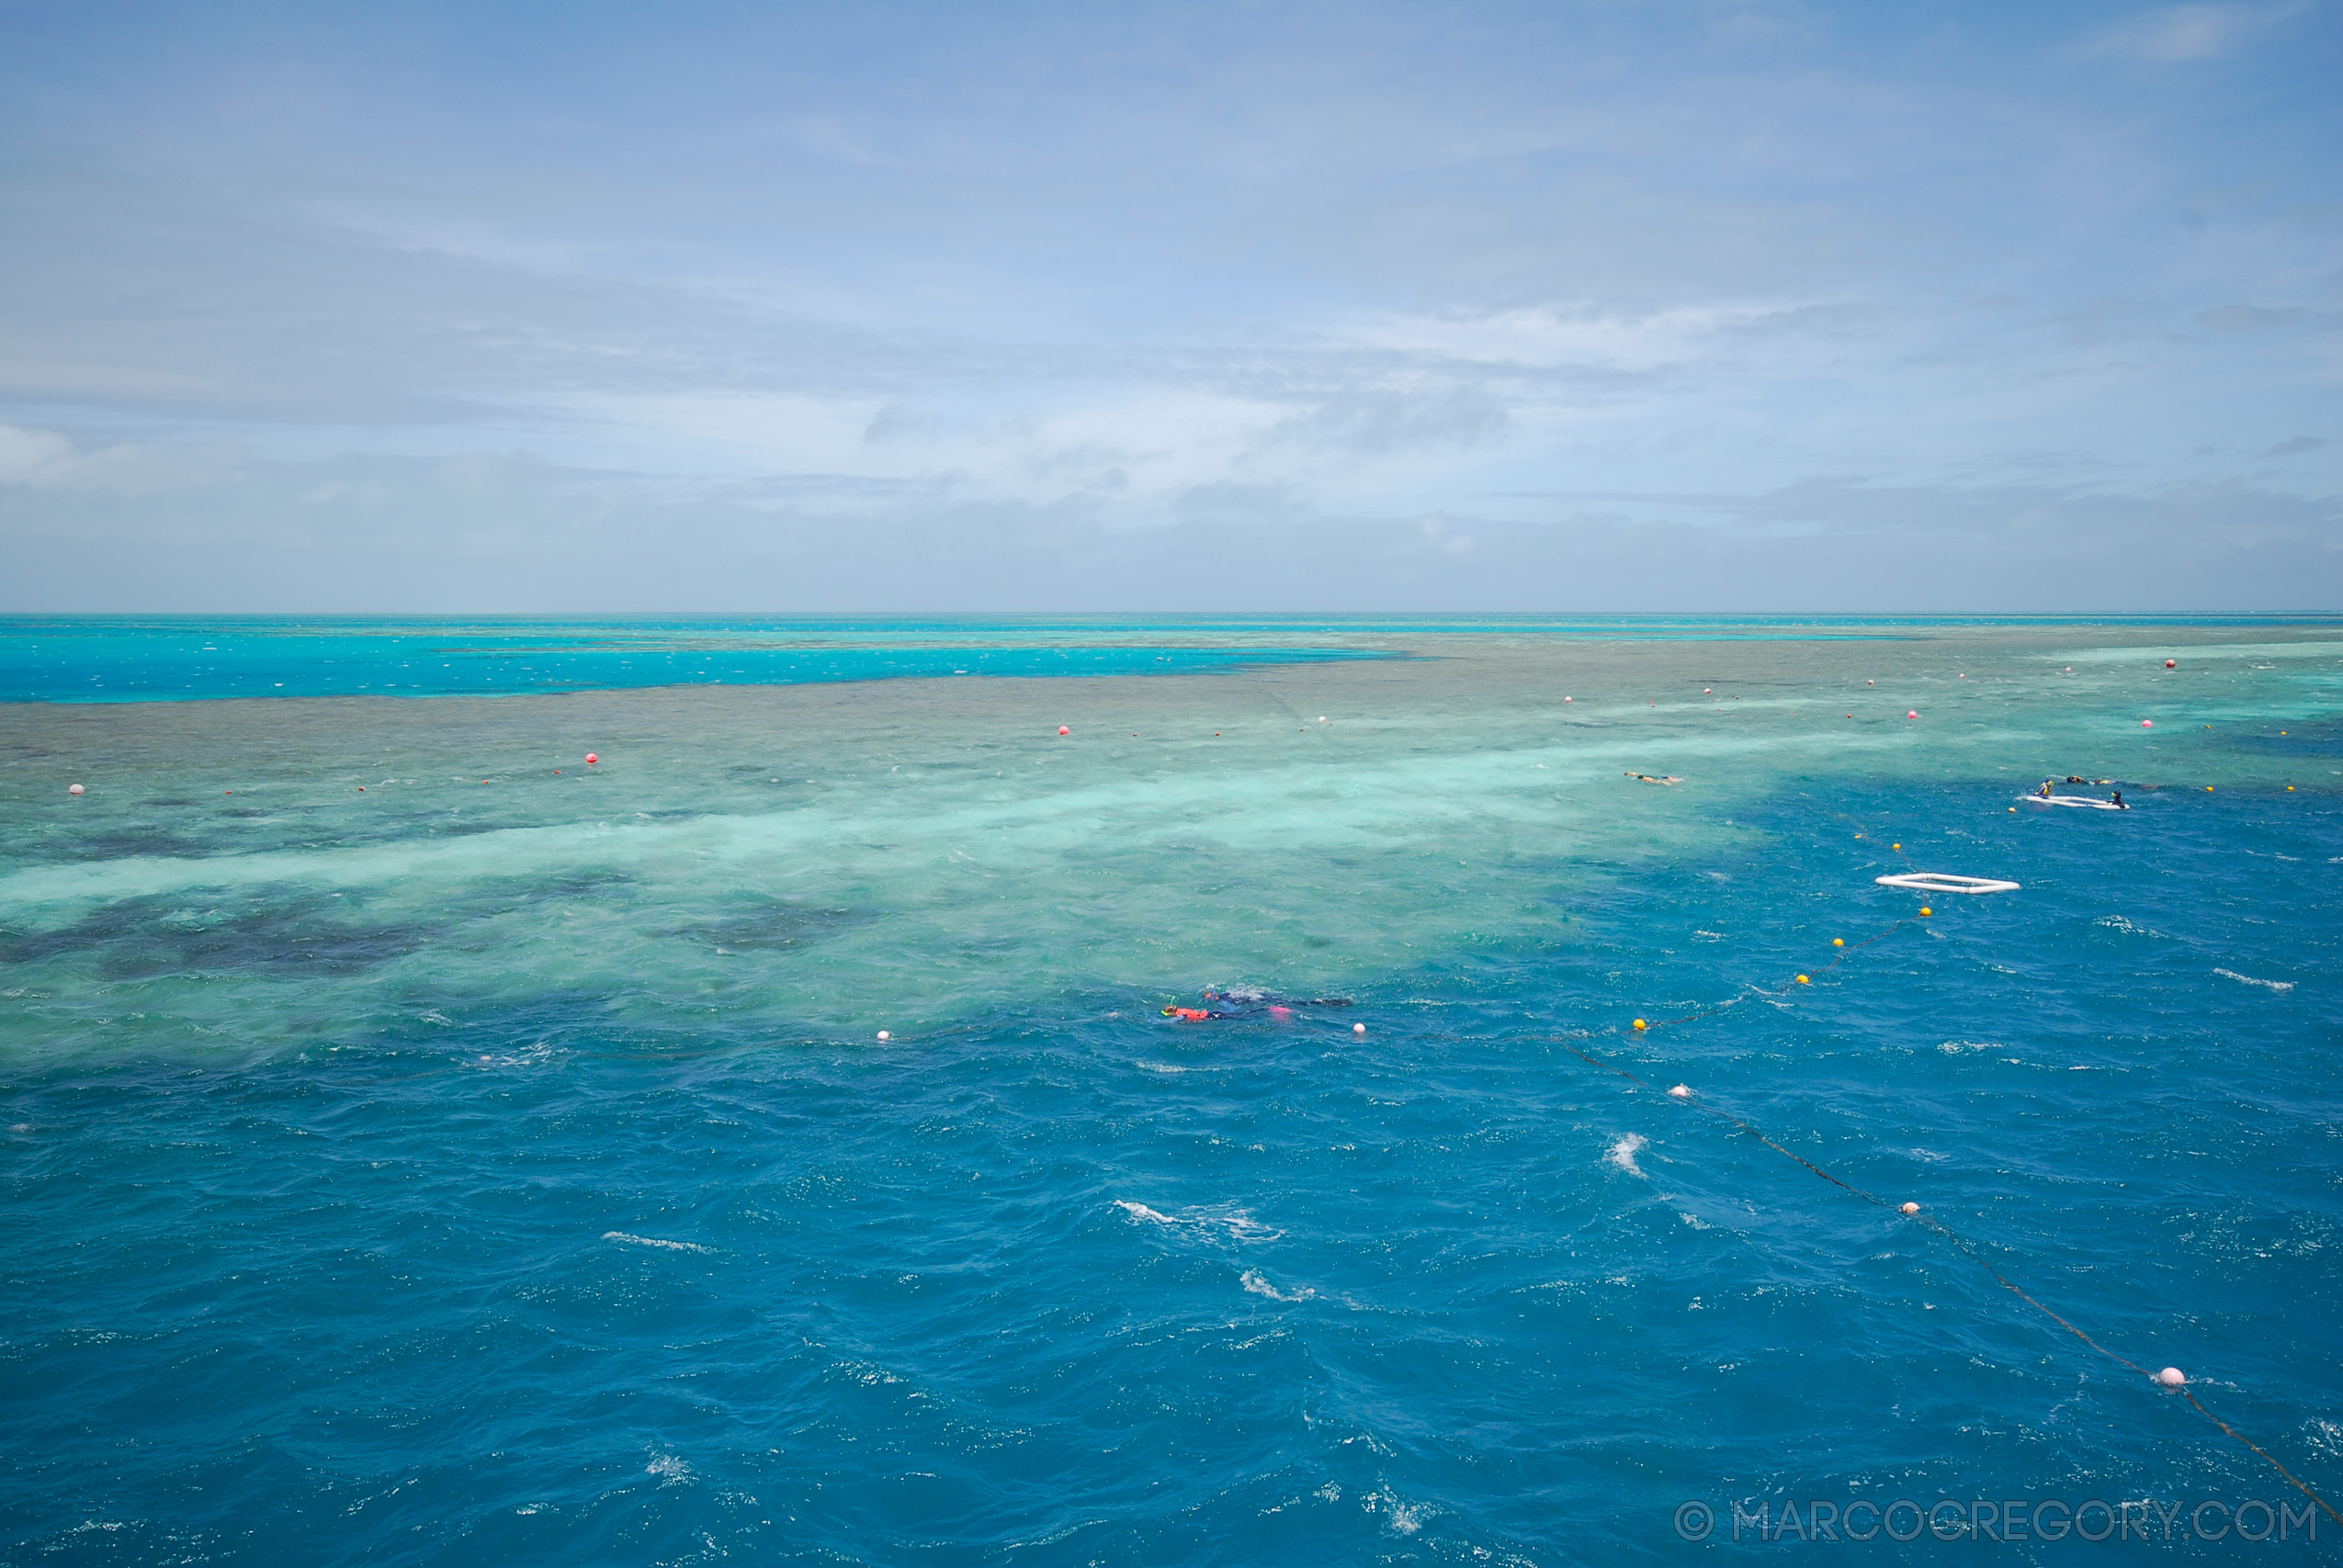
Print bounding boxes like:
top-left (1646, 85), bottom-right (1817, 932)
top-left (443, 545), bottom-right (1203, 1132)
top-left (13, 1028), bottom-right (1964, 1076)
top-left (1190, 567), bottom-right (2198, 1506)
top-left (0, 0), bottom-right (2337, 612)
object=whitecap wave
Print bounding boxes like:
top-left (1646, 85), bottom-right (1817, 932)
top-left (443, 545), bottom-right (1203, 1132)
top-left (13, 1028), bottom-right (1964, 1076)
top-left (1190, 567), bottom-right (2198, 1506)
top-left (1608, 1134), bottom-right (1647, 1178)
top-left (2214, 968), bottom-right (2294, 992)
top-left (604, 1231), bottom-right (714, 1254)
top-left (1240, 1269), bottom-right (1315, 1302)
top-left (1114, 1200), bottom-right (1282, 1242)
top-left (2096, 914), bottom-right (2164, 937)
top-left (1362, 1488), bottom-right (1429, 1535)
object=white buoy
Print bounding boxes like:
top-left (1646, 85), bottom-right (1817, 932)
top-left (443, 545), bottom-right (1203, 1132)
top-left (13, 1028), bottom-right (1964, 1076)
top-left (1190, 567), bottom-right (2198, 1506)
top-left (1901, 1201), bottom-right (1919, 1214)
top-left (2156, 1367), bottom-right (2186, 1387)
top-left (1668, 1084), bottom-right (1691, 1099)
top-left (1353, 1022), bottom-right (1366, 1034)
top-left (876, 1031), bottom-right (890, 1042)
top-left (67, 784), bottom-right (85, 795)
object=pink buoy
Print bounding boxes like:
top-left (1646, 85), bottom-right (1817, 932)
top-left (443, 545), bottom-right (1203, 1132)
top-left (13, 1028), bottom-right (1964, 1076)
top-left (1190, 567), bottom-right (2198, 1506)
top-left (1564, 696), bottom-right (1572, 702)
top-left (1668, 1084), bottom-right (1691, 1099)
top-left (2156, 1367), bottom-right (2186, 1387)
top-left (2165, 660), bottom-right (2177, 669)
top-left (67, 784), bottom-right (85, 795)
top-left (1353, 1022), bottom-right (1366, 1034)
top-left (1901, 1201), bottom-right (1920, 1215)
top-left (2142, 719), bottom-right (2154, 728)
top-left (1907, 710), bottom-right (1919, 719)
top-left (876, 1031), bottom-right (890, 1042)
top-left (1867, 679), bottom-right (1874, 685)
top-left (585, 753), bottom-right (598, 764)
top-left (1058, 726), bottom-right (1070, 736)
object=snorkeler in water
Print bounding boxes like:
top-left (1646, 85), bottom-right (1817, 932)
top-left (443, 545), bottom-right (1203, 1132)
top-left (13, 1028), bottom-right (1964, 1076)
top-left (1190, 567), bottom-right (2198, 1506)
top-left (1163, 987), bottom-right (1354, 1020)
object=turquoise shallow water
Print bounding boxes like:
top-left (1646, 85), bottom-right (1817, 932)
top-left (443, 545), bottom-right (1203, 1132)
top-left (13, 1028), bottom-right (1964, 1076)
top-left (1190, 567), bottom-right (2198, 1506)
top-left (4, 617), bottom-right (2341, 1562)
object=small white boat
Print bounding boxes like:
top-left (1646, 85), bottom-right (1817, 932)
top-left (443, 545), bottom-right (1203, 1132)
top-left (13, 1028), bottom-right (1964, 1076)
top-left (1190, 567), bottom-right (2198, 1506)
top-left (1875, 872), bottom-right (2022, 894)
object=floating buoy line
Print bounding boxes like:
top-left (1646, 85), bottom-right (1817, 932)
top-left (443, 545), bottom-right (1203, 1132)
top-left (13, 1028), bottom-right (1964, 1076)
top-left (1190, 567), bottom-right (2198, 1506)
top-left (1571, 863), bottom-right (2340, 1525)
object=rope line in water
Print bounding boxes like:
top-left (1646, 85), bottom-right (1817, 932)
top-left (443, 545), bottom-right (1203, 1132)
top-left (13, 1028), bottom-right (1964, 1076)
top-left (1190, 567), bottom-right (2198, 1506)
top-left (1578, 889), bottom-right (2342, 1527)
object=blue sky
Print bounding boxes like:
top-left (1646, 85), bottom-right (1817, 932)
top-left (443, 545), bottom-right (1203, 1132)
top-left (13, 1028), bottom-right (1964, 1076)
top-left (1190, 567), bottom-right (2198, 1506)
top-left (2, 0), bottom-right (2337, 610)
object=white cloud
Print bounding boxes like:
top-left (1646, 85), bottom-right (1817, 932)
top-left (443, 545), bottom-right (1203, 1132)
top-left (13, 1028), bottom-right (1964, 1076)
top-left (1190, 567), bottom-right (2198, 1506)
top-left (1340, 302), bottom-right (1821, 374)
top-left (2077, 4), bottom-right (2304, 62)
top-left (0, 424), bottom-right (244, 493)
top-left (0, 424), bottom-right (77, 483)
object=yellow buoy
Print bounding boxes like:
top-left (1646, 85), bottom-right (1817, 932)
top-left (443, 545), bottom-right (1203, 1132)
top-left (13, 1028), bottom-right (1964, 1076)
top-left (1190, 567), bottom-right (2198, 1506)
top-left (1892, 842), bottom-right (1901, 850)
top-left (1919, 907), bottom-right (1932, 917)
top-left (1832, 938), bottom-right (1844, 947)
top-left (1796, 975), bottom-right (1810, 984)
top-left (1633, 1019), bottom-right (1647, 1031)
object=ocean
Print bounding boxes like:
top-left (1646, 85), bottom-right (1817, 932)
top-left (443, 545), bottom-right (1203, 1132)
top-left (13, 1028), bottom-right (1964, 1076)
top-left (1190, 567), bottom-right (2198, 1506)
top-left (3, 615), bottom-right (2338, 1563)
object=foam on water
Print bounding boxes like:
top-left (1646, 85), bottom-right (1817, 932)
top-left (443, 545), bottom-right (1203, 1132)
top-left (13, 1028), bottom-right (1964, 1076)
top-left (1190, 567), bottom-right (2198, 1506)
top-left (603, 1232), bottom-right (718, 1254)
top-left (2213, 967), bottom-right (2296, 991)
top-left (3, 615), bottom-right (2340, 1563)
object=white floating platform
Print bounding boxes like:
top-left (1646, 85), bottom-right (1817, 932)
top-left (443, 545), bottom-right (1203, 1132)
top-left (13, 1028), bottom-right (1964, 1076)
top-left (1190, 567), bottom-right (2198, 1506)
top-left (1876, 873), bottom-right (2021, 894)
top-left (2021, 795), bottom-right (2124, 810)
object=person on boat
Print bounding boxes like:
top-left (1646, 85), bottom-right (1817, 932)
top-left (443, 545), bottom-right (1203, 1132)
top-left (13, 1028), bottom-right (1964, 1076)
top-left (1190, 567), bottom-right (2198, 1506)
top-left (2111, 790), bottom-right (2126, 809)
top-left (2039, 779), bottom-right (2055, 798)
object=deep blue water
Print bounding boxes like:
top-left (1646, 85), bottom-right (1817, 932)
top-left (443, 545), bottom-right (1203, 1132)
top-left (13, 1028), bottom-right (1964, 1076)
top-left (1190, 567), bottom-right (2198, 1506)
top-left (3, 618), bottom-right (2340, 1562)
